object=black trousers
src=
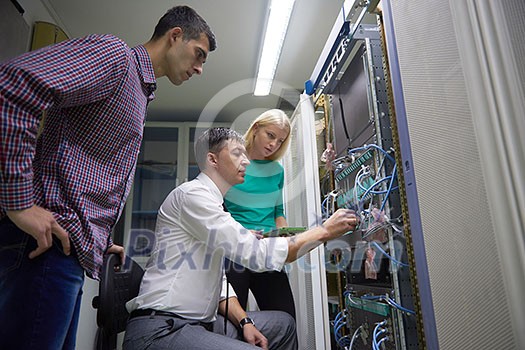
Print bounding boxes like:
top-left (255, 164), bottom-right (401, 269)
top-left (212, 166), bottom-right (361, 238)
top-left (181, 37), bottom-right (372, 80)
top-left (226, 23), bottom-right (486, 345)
top-left (225, 259), bottom-right (296, 319)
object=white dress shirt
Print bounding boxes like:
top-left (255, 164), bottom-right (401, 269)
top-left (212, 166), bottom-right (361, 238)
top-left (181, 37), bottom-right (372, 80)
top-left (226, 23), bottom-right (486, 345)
top-left (126, 173), bottom-right (289, 322)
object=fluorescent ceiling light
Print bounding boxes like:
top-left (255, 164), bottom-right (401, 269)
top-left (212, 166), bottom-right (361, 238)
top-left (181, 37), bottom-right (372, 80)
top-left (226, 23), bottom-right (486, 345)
top-left (254, 0), bottom-right (296, 96)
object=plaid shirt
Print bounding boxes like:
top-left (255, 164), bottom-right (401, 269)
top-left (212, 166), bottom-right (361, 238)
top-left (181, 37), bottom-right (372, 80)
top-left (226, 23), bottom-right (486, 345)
top-left (0, 34), bottom-right (156, 279)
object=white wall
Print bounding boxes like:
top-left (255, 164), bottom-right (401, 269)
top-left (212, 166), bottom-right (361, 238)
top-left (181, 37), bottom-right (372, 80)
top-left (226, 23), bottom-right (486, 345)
top-left (17, 0), bottom-right (55, 26)
top-left (76, 278), bottom-right (99, 350)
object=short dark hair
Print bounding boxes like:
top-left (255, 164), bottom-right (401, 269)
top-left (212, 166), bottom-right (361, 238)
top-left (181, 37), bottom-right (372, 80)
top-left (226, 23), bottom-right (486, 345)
top-left (195, 128), bottom-right (244, 170)
top-left (151, 5), bottom-right (217, 51)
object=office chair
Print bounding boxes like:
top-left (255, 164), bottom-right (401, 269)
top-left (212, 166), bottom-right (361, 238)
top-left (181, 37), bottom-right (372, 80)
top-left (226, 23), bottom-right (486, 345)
top-left (92, 253), bottom-right (144, 350)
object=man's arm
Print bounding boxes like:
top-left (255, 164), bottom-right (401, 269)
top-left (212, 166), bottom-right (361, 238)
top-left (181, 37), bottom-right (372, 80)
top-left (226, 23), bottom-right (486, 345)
top-left (179, 187), bottom-right (356, 270)
top-left (218, 297), bottom-right (268, 350)
top-left (1, 35), bottom-right (128, 258)
top-left (0, 36), bottom-right (127, 212)
top-left (285, 208), bottom-right (358, 263)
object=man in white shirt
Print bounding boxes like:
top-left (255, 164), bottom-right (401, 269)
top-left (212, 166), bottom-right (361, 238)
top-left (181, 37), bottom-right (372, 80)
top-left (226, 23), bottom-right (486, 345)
top-left (124, 128), bottom-right (359, 350)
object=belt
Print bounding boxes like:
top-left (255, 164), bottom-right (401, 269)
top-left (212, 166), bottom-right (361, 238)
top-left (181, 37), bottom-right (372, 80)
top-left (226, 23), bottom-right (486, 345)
top-left (129, 308), bottom-right (213, 331)
top-left (129, 308), bottom-right (181, 319)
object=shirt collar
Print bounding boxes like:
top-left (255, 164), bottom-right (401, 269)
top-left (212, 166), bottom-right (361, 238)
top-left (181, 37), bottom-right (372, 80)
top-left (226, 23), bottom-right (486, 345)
top-left (196, 173), bottom-right (223, 203)
top-left (131, 45), bottom-right (157, 100)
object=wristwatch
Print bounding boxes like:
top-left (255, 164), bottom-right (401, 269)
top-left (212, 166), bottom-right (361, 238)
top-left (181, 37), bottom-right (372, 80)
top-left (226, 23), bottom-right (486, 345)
top-left (239, 317), bottom-right (255, 328)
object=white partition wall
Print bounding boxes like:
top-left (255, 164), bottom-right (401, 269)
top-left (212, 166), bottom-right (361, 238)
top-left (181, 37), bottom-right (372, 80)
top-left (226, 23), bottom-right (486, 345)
top-left (282, 95), bottom-right (331, 350)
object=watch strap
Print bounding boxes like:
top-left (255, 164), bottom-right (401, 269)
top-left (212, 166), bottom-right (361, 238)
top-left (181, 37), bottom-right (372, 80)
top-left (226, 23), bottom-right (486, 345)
top-left (239, 317), bottom-right (255, 328)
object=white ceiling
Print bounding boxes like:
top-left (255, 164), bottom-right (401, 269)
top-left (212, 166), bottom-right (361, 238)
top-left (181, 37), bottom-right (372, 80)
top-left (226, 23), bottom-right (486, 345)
top-left (43, 0), bottom-right (344, 123)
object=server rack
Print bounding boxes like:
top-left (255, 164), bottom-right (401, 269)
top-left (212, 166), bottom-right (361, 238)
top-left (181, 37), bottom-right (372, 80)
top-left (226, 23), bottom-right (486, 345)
top-left (283, 1), bottom-right (426, 349)
top-left (283, 0), bottom-right (525, 349)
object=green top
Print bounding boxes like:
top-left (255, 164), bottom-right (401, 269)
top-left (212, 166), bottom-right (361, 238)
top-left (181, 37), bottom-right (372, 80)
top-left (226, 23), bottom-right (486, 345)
top-left (224, 159), bottom-right (285, 233)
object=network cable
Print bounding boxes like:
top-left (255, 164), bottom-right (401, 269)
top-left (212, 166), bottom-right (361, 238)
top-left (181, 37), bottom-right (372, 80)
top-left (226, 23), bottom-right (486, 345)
top-left (332, 310), bottom-right (351, 348)
top-left (380, 162), bottom-right (397, 212)
top-left (384, 294), bottom-right (415, 315)
top-left (347, 325), bottom-right (364, 350)
top-left (345, 144), bottom-right (398, 235)
top-left (360, 293), bottom-right (416, 315)
top-left (372, 320), bottom-right (388, 350)
top-left (371, 241), bottom-right (408, 267)
top-left (374, 335), bottom-right (389, 350)
top-left (348, 144), bottom-right (395, 163)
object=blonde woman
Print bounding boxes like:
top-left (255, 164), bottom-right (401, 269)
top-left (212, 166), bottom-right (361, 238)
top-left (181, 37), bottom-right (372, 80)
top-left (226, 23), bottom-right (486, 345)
top-left (224, 109), bottom-right (295, 318)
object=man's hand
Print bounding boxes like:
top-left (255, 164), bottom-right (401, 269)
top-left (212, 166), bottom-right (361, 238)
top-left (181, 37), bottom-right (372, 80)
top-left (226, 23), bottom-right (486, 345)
top-left (242, 324), bottom-right (268, 350)
top-left (321, 208), bottom-right (359, 240)
top-left (285, 208), bottom-right (359, 262)
top-left (107, 243), bottom-right (125, 264)
top-left (7, 205), bottom-right (70, 258)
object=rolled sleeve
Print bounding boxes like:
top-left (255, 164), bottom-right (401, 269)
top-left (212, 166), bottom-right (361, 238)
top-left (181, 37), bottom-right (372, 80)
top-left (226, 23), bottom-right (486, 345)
top-left (219, 273), bottom-right (237, 302)
top-left (262, 236), bottom-right (288, 271)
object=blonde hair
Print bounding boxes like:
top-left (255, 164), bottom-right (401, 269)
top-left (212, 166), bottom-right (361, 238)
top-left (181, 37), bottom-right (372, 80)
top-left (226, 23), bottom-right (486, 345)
top-left (244, 109), bottom-right (291, 161)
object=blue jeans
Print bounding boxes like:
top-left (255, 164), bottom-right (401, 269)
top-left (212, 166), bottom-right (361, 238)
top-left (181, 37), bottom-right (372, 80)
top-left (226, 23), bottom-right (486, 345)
top-left (0, 218), bottom-right (85, 350)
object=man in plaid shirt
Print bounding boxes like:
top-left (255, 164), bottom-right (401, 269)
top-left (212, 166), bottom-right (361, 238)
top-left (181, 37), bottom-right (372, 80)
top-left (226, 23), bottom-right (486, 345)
top-left (0, 5), bottom-right (216, 349)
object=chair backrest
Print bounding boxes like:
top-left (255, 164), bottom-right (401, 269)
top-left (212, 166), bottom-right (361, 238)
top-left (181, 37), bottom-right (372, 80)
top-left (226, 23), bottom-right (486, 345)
top-left (92, 253), bottom-right (144, 350)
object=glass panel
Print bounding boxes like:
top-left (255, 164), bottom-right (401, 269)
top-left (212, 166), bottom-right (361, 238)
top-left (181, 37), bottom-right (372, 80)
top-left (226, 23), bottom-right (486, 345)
top-left (132, 127), bottom-right (178, 232)
top-left (188, 127), bottom-right (209, 181)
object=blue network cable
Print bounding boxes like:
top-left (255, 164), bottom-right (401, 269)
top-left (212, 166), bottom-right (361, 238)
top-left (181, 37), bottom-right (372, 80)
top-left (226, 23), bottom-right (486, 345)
top-left (347, 144), bottom-right (398, 229)
top-left (334, 310), bottom-right (345, 324)
top-left (372, 321), bottom-right (388, 350)
top-left (348, 144), bottom-right (396, 210)
top-left (371, 241), bottom-right (408, 267)
top-left (348, 325), bottom-right (363, 350)
top-left (380, 163), bottom-right (397, 211)
top-left (360, 293), bottom-right (416, 315)
top-left (374, 336), bottom-right (389, 350)
top-left (348, 144), bottom-right (395, 164)
top-left (384, 294), bottom-right (416, 315)
top-left (334, 321), bottom-right (348, 346)
top-left (321, 196), bottom-right (329, 217)
top-left (358, 176), bottom-right (394, 204)
top-left (332, 311), bottom-right (352, 348)
top-left (345, 292), bottom-right (362, 306)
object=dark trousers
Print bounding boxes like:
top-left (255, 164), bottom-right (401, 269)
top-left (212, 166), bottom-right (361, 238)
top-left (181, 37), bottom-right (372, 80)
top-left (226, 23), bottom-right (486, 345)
top-left (0, 218), bottom-right (84, 350)
top-left (225, 259), bottom-right (296, 319)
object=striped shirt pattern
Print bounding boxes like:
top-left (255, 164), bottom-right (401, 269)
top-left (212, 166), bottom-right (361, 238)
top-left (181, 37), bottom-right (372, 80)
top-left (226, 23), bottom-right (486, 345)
top-left (0, 34), bottom-right (156, 279)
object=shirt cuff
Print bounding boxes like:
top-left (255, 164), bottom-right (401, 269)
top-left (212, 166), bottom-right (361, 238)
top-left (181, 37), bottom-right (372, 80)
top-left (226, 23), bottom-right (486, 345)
top-left (0, 180), bottom-right (34, 210)
top-left (107, 235), bottom-right (114, 250)
top-left (219, 282), bottom-right (237, 302)
top-left (267, 237), bottom-right (289, 271)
